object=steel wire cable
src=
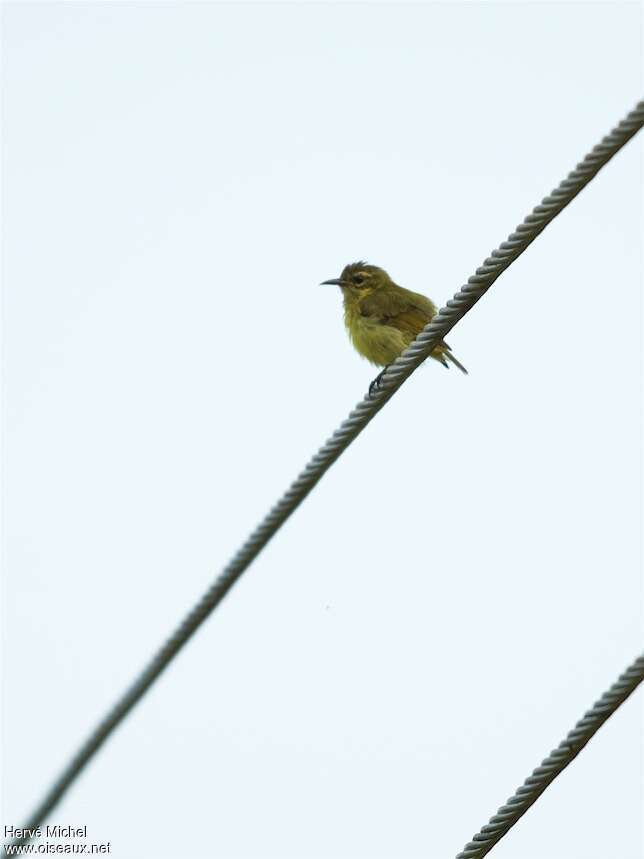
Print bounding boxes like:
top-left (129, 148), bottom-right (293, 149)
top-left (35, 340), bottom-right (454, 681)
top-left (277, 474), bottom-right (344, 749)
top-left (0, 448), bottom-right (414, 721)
top-left (455, 653), bottom-right (644, 858)
top-left (7, 99), bottom-right (644, 852)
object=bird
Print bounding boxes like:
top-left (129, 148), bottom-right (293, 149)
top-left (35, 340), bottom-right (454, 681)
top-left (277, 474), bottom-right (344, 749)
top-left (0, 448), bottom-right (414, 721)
top-left (321, 261), bottom-right (467, 394)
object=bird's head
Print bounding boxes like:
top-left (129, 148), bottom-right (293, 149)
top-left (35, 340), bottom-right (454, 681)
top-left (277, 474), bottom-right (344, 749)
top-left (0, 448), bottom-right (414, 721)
top-left (321, 262), bottom-right (392, 296)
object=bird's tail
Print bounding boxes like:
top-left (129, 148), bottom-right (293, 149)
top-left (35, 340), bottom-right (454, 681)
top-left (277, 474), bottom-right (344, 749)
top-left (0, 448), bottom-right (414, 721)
top-left (444, 350), bottom-right (468, 374)
top-left (436, 343), bottom-right (468, 374)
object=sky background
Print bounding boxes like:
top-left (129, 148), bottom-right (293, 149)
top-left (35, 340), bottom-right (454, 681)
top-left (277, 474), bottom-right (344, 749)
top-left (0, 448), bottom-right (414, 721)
top-left (2, 2), bottom-right (643, 858)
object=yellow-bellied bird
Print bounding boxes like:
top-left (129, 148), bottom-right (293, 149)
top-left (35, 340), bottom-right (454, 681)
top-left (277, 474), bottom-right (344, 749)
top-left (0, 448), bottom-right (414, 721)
top-left (322, 262), bottom-right (467, 392)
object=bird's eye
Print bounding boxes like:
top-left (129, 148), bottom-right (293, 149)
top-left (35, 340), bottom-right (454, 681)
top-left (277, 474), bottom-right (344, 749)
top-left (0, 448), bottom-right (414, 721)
top-left (353, 275), bottom-right (364, 285)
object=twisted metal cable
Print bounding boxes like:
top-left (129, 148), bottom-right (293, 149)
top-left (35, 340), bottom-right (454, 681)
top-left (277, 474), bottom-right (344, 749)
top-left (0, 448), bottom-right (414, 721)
top-left (455, 653), bottom-right (644, 858)
top-left (7, 99), bottom-right (644, 852)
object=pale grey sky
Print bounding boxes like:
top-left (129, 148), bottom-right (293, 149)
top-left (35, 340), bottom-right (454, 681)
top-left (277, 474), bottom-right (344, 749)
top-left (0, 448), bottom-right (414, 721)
top-left (2, 3), bottom-right (642, 858)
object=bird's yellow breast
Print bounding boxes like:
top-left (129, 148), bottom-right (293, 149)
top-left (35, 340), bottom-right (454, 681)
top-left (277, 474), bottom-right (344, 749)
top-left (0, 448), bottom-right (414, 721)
top-left (344, 304), bottom-right (410, 367)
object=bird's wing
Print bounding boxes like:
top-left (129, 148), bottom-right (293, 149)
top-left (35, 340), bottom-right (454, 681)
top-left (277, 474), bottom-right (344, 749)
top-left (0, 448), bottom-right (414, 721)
top-left (360, 287), bottom-right (438, 336)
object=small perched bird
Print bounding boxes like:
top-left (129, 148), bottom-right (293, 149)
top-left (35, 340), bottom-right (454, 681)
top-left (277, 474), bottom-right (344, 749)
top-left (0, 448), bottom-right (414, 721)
top-left (321, 262), bottom-right (467, 391)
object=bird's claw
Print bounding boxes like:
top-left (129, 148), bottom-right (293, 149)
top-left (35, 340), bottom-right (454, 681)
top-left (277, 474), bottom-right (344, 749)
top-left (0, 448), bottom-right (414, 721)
top-left (368, 369), bottom-right (387, 398)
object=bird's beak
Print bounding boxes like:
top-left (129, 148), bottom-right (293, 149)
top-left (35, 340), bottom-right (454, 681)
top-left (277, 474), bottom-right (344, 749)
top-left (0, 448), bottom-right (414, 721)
top-left (320, 278), bottom-right (343, 286)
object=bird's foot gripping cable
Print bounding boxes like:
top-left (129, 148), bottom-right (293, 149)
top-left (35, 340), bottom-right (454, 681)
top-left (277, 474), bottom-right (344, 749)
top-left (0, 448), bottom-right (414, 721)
top-left (369, 366), bottom-right (389, 398)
